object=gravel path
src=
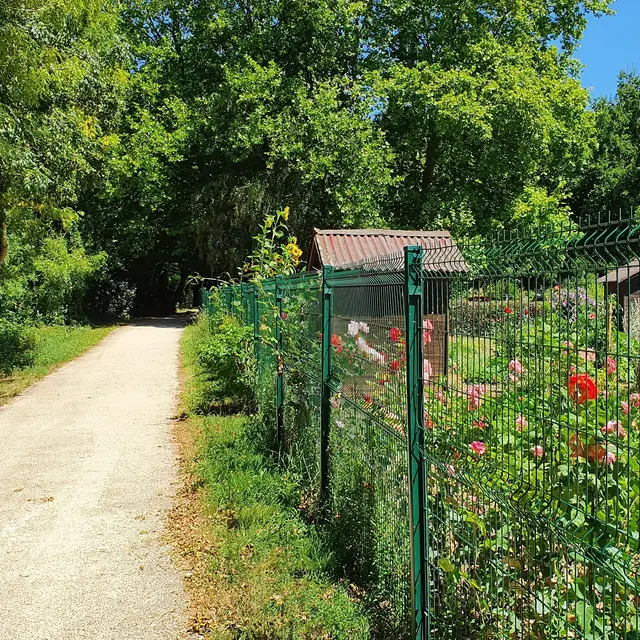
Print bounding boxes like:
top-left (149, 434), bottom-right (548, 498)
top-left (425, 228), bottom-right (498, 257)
top-left (0, 319), bottom-right (188, 640)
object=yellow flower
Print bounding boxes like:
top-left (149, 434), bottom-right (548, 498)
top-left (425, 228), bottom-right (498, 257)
top-left (282, 206), bottom-right (290, 221)
top-left (265, 216), bottom-right (274, 228)
top-left (286, 240), bottom-right (303, 260)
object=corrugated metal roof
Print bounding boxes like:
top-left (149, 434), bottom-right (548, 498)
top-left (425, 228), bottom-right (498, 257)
top-left (598, 260), bottom-right (640, 285)
top-left (308, 228), bottom-right (468, 272)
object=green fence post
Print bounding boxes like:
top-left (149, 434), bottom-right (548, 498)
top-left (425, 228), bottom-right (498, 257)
top-left (200, 287), bottom-right (208, 312)
top-left (320, 265), bottom-right (333, 506)
top-left (275, 275), bottom-right (284, 446)
top-left (404, 245), bottom-right (429, 640)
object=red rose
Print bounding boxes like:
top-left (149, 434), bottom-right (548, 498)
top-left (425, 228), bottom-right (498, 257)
top-left (389, 327), bottom-right (400, 343)
top-left (389, 360), bottom-right (401, 373)
top-left (568, 374), bottom-right (597, 404)
top-left (504, 306), bottom-right (513, 314)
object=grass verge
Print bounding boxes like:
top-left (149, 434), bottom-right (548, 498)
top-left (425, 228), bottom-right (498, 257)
top-left (0, 324), bottom-right (116, 406)
top-left (170, 317), bottom-right (371, 639)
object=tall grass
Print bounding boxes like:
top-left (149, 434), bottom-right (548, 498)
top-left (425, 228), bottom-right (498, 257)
top-left (177, 316), bottom-right (371, 639)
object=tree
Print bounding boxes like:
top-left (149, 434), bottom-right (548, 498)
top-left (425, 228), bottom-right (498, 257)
top-left (572, 71), bottom-right (640, 219)
top-left (370, 0), bottom-right (609, 234)
top-left (0, 0), bottom-right (127, 320)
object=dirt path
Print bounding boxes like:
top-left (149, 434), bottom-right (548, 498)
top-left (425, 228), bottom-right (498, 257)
top-left (0, 319), bottom-right (188, 640)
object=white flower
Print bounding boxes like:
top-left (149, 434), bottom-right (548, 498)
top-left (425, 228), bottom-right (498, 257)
top-left (358, 322), bottom-right (370, 334)
top-left (347, 320), bottom-right (360, 337)
top-left (368, 347), bottom-right (385, 363)
top-left (355, 335), bottom-right (384, 363)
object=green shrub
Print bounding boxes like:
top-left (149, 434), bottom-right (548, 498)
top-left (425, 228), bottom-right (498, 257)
top-left (0, 319), bottom-right (35, 375)
top-left (196, 314), bottom-right (254, 411)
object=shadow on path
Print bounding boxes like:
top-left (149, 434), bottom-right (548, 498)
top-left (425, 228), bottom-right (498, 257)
top-left (132, 313), bottom-right (198, 329)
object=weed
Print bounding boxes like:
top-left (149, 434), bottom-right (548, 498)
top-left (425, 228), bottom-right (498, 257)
top-left (175, 320), bottom-right (371, 639)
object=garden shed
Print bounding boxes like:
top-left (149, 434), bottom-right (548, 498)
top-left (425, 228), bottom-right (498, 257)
top-left (598, 259), bottom-right (640, 332)
top-left (307, 228), bottom-right (468, 376)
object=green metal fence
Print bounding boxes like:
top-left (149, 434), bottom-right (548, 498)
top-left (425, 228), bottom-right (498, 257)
top-left (204, 215), bottom-right (640, 640)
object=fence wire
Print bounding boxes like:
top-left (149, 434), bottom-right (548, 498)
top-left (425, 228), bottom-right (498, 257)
top-left (327, 255), bottom-right (411, 633)
top-left (425, 217), bottom-right (640, 640)
top-left (208, 215), bottom-right (640, 640)
top-left (279, 273), bottom-right (323, 485)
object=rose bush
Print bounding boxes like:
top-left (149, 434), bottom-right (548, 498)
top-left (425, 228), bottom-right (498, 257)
top-left (325, 276), bottom-right (640, 638)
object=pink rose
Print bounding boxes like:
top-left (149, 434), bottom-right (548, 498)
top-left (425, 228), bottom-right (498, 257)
top-left (531, 445), bottom-right (544, 458)
top-left (509, 359), bottom-right (524, 375)
top-left (467, 384), bottom-right (485, 411)
top-left (601, 420), bottom-right (626, 438)
top-left (515, 415), bottom-right (528, 432)
top-left (578, 349), bottom-right (596, 362)
top-left (473, 416), bottom-right (487, 430)
top-left (469, 441), bottom-right (486, 456)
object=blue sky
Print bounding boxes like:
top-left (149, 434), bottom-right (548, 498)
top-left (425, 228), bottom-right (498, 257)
top-left (576, 0), bottom-right (640, 100)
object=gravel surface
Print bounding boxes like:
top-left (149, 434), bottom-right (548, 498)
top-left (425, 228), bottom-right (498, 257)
top-left (0, 319), bottom-right (188, 639)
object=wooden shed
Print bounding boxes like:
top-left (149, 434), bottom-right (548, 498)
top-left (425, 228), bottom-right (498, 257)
top-left (598, 260), bottom-right (640, 332)
top-left (307, 228), bottom-right (468, 377)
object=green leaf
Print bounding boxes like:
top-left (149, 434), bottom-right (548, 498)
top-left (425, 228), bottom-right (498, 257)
top-left (438, 557), bottom-right (456, 573)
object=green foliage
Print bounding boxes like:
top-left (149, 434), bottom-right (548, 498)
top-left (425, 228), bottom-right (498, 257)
top-left (183, 300), bottom-right (254, 413)
top-left (186, 414), bottom-right (371, 639)
top-left (0, 319), bottom-right (35, 375)
top-left (573, 71), bottom-right (640, 218)
top-left (244, 207), bottom-right (303, 281)
top-left (196, 315), bottom-right (254, 410)
top-left (0, 0), bottom-right (127, 323)
top-left (1, 0), bottom-right (627, 318)
top-left (180, 318), bottom-right (370, 639)
top-left (84, 0), bottom-right (613, 296)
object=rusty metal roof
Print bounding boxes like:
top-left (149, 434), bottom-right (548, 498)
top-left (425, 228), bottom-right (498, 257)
top-left (598, 260), bottom-right (640, 285)
top-left (308, 228), bottom-right (468, 272)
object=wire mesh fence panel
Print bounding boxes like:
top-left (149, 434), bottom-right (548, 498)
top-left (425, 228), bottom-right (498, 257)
top-left (255, 279), bottom-right (276, 378)
top-left (279, 272), bottom-right (323, 486)
top-left (326, 255), bottom-right (411, 635)
top-left (204, 216), bottom-right (640, 639)
top-left (424, 217), bottom-right (640, 640)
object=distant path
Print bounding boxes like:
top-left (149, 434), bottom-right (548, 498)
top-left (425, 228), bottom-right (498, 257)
top-left (0, 318), bottom-right (188, 640)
